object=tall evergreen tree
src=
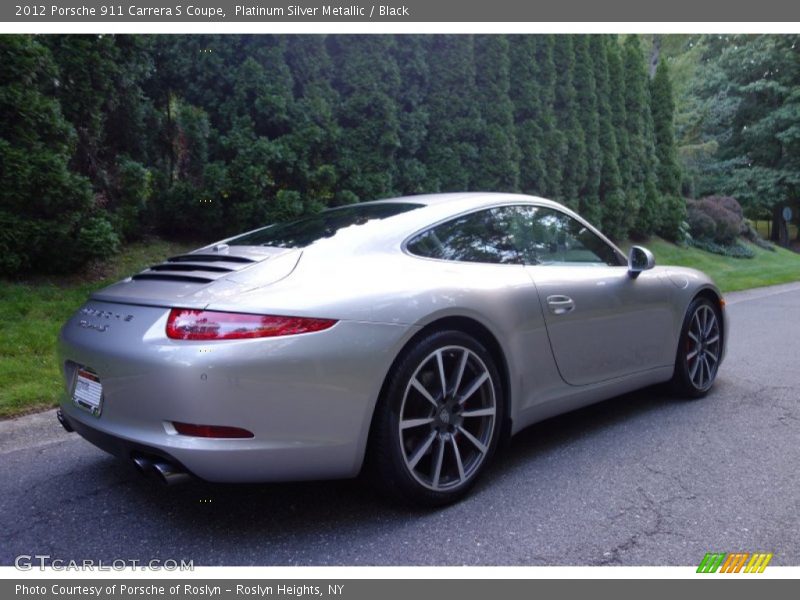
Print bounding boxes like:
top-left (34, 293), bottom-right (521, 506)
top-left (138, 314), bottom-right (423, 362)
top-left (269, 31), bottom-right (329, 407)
top-left (590, 35), bottom-right (626, 240)
top-left (286, 35), bottom-right (340, 210)
top-left (329, 36), bottom-right (400, 202)
top-left (216, 37), bottom-right (300, 229)
top-left (650, 58), bottom-right (685, 240)
top-left (45, 35), bottom-right (154, 239)
top-left (573, 36), bottom-right (602, 224)
top-left (508, 36), bottom-right (548, 196)
top-left (606, 37), bottom-right (633, 239)
top-left (0, 36), bottom-right (116, 275)
top-left (536, 36), bottom-right (562, 199)
top-left (650, 60), bottom-right (682, 196)
top-left (472, 35), bottom-right (520, 191)
top-left (623, 36), bottom-right (661, 237)
top-left (552, 36), bottom-right (587, 210)
top-left (422, 35), bottom-right (481, 192)
top-left (393, 35), bottom-right (430, 195)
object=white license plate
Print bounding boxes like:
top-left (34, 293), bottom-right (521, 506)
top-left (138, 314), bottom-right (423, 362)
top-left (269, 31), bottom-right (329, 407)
top-left (72, 368), bottom-right (103, 417)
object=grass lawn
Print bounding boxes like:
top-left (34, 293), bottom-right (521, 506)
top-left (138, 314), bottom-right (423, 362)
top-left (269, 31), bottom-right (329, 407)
top-left (640, 238), bottom-right (800, 293)
top-left (1, 236), bottom-right (799, 419)
top-left (0, 239), bottom-right (195, 418)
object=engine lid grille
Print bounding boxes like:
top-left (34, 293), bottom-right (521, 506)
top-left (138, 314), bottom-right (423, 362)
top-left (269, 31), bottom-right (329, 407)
top-left (131, 252), bottom-right (258, 284)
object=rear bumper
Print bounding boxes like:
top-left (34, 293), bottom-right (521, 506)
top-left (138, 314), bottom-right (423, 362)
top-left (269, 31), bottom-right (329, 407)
top-left (58, 301), bottom-right (413, 483)
top-left (58, 408), bottom-right (192, 473)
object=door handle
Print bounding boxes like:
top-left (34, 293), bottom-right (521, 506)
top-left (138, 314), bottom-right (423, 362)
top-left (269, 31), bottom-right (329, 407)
top-left (546, 295), bottom-right (575, 315)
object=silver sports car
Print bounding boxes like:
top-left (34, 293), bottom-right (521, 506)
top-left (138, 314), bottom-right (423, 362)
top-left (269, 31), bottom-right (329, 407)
top-left (57, 193), bottom-right (727, 505)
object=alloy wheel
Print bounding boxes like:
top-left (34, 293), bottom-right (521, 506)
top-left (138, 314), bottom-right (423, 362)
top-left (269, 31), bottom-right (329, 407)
top-left (398, 345), bottom-right (496, 491)
top-left (686, 304), bottom-right (721, 391)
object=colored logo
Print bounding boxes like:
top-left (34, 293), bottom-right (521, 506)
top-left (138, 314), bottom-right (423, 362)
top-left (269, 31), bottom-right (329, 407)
top-left (697, 552), bottom-right (773, 573)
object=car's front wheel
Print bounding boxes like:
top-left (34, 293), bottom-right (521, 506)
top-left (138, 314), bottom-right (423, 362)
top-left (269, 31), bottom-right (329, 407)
top-left (672, 296), bottom-right (723, 398)
top-left (369, 330), bottom-right (504, 506)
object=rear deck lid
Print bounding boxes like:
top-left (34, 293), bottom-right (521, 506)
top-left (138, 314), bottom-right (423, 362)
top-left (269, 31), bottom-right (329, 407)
top-left (90, 245), bottom-right (302, 308)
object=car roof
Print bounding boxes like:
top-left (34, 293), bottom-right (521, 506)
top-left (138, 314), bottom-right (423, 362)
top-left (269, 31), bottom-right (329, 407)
top-left (220, 192), bottom-right (610, 258)
top-left (365, 192), bottom-right (560, 210)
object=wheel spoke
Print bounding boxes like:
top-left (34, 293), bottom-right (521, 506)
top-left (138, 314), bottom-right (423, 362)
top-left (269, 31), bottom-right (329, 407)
top-left (689, 353), bottom-right (701, 382)
top-left (431, 436), bottom-right (445, 488)
top-left (450, 436), bottom-right (465, 484)
top-left (410, 377), bottom-right (438, 408)
top-left (457, 426), bottom-right (487, 454)
top-left (451, 350), bottom-right (469, 398)
top-left (706, 334), bottom-right (719, 345)
top-left (435, 350), bottom-right (447, 399)
top-left (697, 357), bottom-right (706, 387)
top-left (703, 356), bottom-right (713, 382)
top-left (400, 416), bottom-right (435, 430)
top-left (461, 407), bottom-right (496, 418)
top-left (705, 350), bottom-right (719, 364)
top-left (457, 372), bottom-right (490, 405)
top-left (686, 349), bottom-right (698, 360)
top-left (687, 331), bottom-right (699, 343)
top-left (704, 312), bottom-right (716, 337)
top-left (407, 430), bottom-right (437, 469)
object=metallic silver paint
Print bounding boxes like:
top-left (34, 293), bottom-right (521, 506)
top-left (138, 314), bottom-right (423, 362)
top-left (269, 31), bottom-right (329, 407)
top-left (58, 193), bottom-right (727, 482)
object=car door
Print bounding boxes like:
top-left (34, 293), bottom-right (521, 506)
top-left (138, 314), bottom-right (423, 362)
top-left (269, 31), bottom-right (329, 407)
top-left (515, 205), bottom-right (675, 386)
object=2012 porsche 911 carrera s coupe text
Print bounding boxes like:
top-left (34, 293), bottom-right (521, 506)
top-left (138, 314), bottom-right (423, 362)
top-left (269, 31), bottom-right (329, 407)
top-left (57, 193), bottom-right (727, 505)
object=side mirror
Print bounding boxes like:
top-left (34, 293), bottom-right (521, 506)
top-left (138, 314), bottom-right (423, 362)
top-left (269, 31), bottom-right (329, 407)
top-left (628, 246), bottom-right (655, 278)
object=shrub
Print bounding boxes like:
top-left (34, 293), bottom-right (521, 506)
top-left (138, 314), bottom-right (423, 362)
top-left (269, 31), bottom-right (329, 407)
top-left (686, 196), bottom-right (744, 245)
top-left (75, 216), bottom-right (121, 261)
top-left (741, 219), bottom-right (776, 252)
top-left (111, 156), bottom-right (152, 240)
top-left (686, 202), bottom-right (716, 240)
top-left (0, 36), bottom-right (114, 276)
top-left (688, 238), bottom-right (755, 259)
top-left (658, 195), bottom-right (688, 242)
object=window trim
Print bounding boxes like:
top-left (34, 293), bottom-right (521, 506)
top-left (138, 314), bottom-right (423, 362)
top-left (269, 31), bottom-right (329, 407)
top-left (402, 202), bottom-right (626, 268)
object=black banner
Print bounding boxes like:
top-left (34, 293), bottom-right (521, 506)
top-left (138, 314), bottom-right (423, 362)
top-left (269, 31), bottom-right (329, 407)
top-left (4, 0), bottom-right (800, 22)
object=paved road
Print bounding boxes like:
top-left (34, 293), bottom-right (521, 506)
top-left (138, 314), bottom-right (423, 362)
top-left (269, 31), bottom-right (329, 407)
top-left (2, 282), bottom-right (799, 566)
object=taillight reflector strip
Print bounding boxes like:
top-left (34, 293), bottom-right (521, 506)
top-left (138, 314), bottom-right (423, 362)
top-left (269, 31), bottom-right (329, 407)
top-left (172, 422), bottom-right (254, 439)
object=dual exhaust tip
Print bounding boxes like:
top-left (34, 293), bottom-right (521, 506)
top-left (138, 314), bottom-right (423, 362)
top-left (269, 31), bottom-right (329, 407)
top-left (56, 410), bottom-right (191, 486)
top-left (132, 455), bottom-right (192, 486)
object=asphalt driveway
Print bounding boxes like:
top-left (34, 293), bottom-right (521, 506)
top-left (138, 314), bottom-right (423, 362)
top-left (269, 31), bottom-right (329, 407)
top-left (1, 282), bottom-right (798, 566)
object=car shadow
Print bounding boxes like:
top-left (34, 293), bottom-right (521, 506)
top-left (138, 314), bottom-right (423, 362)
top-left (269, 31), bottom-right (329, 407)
top-left (23, 383), bottom-right (718, 565)
top-left (497, 384), bottom-right (680, 472)
top-left (112, 383), bottom-right (686, 524)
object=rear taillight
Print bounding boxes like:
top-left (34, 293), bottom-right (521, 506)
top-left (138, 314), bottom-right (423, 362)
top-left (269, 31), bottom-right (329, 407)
top-left (165, 309), bottom-right (336, 341)
top-left (172, 422), bottom-right (254, 439)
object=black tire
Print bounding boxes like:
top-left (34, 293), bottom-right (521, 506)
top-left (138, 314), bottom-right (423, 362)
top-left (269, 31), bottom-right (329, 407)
top-left (368, 330), bottom-right (504, 507)
top-left (671, 296), bottom-right (723, 398)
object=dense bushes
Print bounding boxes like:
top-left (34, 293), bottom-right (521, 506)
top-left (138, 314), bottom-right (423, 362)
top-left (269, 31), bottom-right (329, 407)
top-left (0, 36), bottom-right (118, 276)
top-left (687, 196), bottom-right (743, 245)
top-left (3, 34), bottom-right (687, 276)
top-left (685, 195), bottom-right (773, 258)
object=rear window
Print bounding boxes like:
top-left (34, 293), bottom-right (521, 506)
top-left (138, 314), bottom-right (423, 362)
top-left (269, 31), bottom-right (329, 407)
top-left (228, 202), bottom-right (422, 248)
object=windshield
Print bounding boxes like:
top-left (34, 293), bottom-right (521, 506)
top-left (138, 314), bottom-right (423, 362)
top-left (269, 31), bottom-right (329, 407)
top-left (228, 202), bottom-right (422, 248)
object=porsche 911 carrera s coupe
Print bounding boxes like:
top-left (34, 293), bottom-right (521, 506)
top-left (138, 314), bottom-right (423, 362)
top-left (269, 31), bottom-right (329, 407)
top-left (57, 193), bottom-right (727, 505)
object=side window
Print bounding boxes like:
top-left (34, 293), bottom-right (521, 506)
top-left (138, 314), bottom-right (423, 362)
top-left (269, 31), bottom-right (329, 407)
top-left (406, 204), bottom-right (622, 267)
top-left (513, 207), bottom-right (622, 267)
top-left (406, 207), bottom-right (522, 264)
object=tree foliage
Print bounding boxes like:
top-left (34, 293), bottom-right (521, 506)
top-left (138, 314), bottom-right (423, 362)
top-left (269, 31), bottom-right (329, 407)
top-left (676, 34), bottom-right (800, 230)
top-left (2, 34), bottom-right (689, 276)
top-left (0, 36), bottom-right (117, 275)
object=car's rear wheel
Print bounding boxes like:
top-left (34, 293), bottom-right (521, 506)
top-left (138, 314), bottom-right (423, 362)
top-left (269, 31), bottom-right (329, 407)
top-left (369, 330), bottom-right (503, 506)
top-left (672, 297), bottom-right (722, 398)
